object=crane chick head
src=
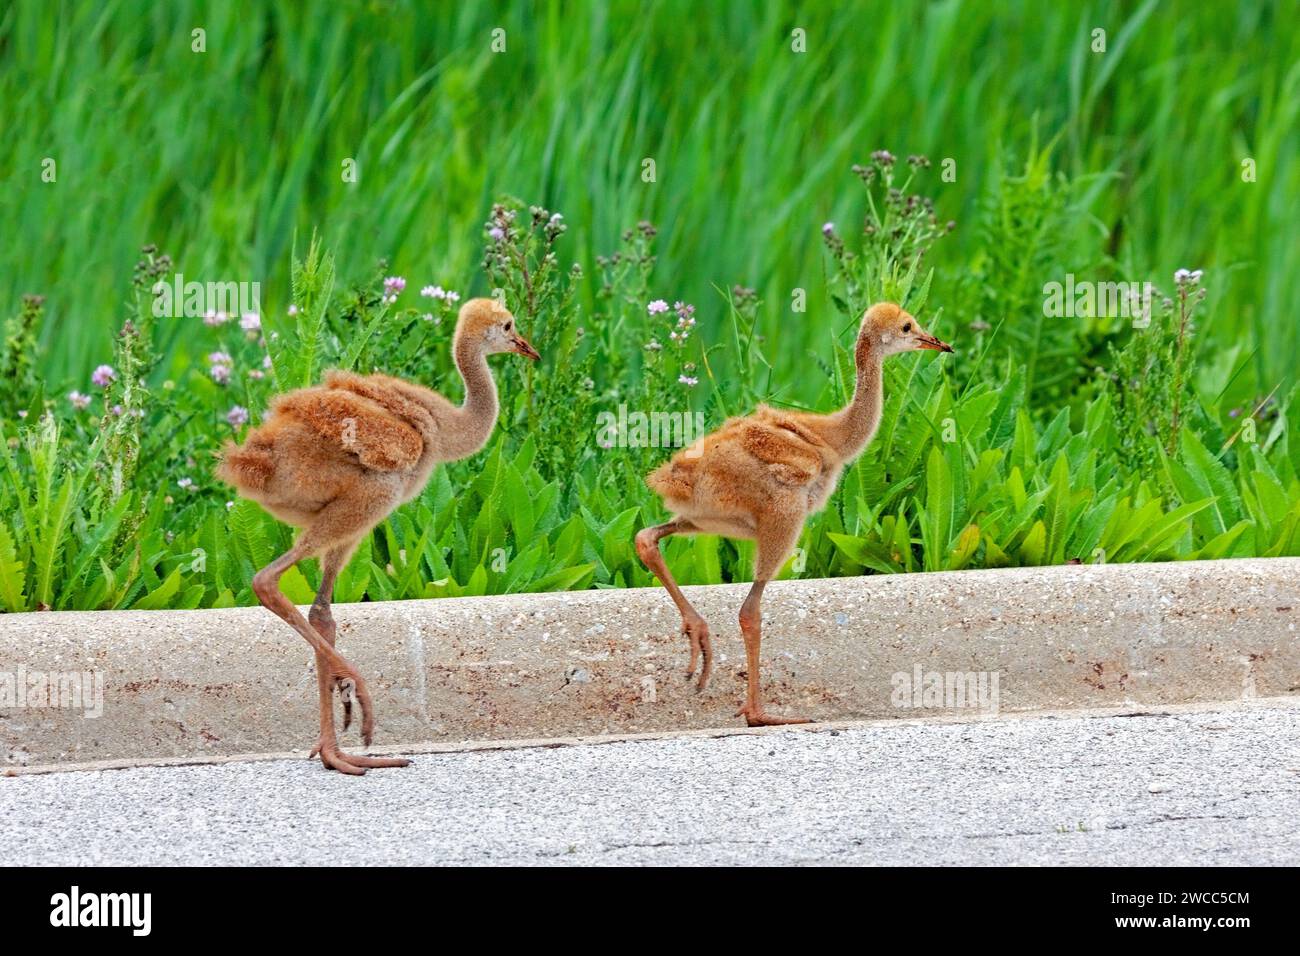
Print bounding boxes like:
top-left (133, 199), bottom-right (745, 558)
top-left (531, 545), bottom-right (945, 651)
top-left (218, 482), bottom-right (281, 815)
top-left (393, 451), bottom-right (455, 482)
top-left (860, 302), bottom-right (953, 356)
top-left (456, 297), bottom-right (540, 360)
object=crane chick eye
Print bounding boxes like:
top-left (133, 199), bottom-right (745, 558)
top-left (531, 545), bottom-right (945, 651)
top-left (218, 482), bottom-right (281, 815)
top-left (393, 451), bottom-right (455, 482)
top-left (902, 322), bottom-right (912, 332)
top-left (504, 321), bottom-right (513, 332)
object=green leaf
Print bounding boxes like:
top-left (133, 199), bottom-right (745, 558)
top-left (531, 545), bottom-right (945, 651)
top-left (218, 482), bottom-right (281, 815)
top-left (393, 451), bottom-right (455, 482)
top-left (1172, 429), bottom-right (1241, 537)
top-left (131, 566), bottom-right (182, 610)
top-left (0, 520), bottom-right (28, 612)
top-left (279, 565), bottom-right (317, 605)
top-left (920, 445), bottom-right (955, 569)
top-left (1019, 520), bottom-right (1047, 565)
top-left (1190, 520), bottom-right (1252, 561)
top-left (948, 523), bottom-right (981, 570)
top-left (531, 563), bottom-right (597, 592)
top-left (1042, 453), bottom-right (1073, 563)
top-left (335, 535), bottom-right (372, 604)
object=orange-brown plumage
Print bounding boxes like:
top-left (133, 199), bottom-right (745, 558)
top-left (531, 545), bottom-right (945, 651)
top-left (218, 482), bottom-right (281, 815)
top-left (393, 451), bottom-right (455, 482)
top-left (636, 302), bottom-right (953, 725)
top-left (217, 372), bottom-right (430, 523)
top-left (646, 405), bottom-right (836, 528)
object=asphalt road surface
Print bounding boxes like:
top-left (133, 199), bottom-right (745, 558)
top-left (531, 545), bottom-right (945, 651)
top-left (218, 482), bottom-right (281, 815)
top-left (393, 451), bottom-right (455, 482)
top-left (4, 704), bottom-right (1298, 866)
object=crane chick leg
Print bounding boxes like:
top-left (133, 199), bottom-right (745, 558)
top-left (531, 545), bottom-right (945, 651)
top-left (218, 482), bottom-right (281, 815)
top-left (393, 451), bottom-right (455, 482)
top-left (251, 497), bottom-right (406, 775)
top-left (306, 543), bottom-right (409, 774)
top-left (635, 518), bottom-right (713, 690)
top-left (737, 522), bottom-right (810, 726)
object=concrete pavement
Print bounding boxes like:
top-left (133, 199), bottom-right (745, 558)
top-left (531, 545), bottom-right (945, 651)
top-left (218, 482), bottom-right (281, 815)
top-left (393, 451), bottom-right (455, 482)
top-left (3, 698), bottom-right (1297, 866)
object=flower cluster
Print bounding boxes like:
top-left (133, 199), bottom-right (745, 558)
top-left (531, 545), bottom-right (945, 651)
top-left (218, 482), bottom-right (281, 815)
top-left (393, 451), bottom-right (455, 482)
top-left (535, 206), bottom-right (567, 242)
top-left (830, 149), bottom-right (953, 294)
top-left (597, 221), bottom-right (658, 274)
top-left (382, 276), bottom-right (406, 305)
top-left (1172, 268), bottom-right (1208, 311)
top-left (131, 245), bottom-right (173, 290)
top-left (485, 203), bottom-right (515, 243)
top-left (645, 299), bottom-right (697, 346)
top-left (421, 285), bottom-right (459, 302)
top-left (668, 301), bottom-right (696, 344)
top-left (208, 351), bottom-right (234, 385)
top-left (821, 221), bottom-right (845, 256)
top-left (637, 295), bottom-right (702, 393)
top-left (419, 284), bottom-right (461, 324)
top-left (642, 298), bottom-right (700, 392)
top-left (626, 220), bottom-right (657, 241)
top-left (482, 202), bottom-right (568, 260)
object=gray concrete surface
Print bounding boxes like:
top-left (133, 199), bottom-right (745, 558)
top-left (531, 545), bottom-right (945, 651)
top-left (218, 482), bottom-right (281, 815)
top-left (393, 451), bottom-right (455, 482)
top-left (4, 558), bottom-right (1300, 766)
top-left (3, 698), bottom-right (1297, 866)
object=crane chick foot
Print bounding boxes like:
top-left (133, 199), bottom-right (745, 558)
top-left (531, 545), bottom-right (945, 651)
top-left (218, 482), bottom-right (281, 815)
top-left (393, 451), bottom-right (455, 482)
top-left (737, 704), bottom-right (812, 727)
top-left (309, 736), bottom-right (411, 775)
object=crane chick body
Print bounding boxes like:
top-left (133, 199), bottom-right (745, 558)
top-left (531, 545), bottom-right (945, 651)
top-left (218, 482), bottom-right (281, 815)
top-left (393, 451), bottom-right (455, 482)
top-left (217, 297), bottom-right (537, 775)
top-left (220, 371), bottom-right (465, 528)
top-left (638, 302), bottom-right (952, 725)
top-left (647, 404), bottom-right (853, 538)
top-left (219, 299), bottom-right (534, 532)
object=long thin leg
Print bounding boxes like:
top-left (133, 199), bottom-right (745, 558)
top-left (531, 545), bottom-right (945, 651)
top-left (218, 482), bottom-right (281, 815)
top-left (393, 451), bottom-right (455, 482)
top-left (635, 518), bottom-right (713, 689)
top-left (306, 544), bottom-right (409, 773)
top-left (308, 545), bottom-right (349, 728)
top-left (737, 522), bottom-right (810, 727)
top-left (251, 541), bottom-right (361, 692)
top-left (251, 536), bottom-right (395, 775)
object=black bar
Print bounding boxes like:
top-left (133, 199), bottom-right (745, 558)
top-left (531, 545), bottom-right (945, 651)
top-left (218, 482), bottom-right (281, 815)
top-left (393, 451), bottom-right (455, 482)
top-left (0, 866), bottom-right (1285, 939)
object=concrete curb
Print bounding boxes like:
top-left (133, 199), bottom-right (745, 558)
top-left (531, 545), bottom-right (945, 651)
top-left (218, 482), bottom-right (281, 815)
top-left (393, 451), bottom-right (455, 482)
top-left (8, 695), bottom-right (1300, 777)
top-left (2, 558), bottom-right (1299, 766)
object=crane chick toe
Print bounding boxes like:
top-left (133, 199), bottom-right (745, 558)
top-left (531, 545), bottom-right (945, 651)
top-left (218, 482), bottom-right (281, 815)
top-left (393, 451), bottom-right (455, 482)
top-left (737, 705), bottom-right (812, 727)
top-left (331, 671), bottom-right (375, 745)
top-left (310, 737), bottom-right (411, 775)
top-left (337, 677), bottom-right (357, 730)
top-left (682, 617), bottom-right (713, 690)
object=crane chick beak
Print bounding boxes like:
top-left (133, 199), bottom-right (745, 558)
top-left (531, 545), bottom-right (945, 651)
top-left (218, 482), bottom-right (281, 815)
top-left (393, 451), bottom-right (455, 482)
top-left (917, 332), bottom-right (954, 353)
top-left (511, 334), bottom-right (540, 361)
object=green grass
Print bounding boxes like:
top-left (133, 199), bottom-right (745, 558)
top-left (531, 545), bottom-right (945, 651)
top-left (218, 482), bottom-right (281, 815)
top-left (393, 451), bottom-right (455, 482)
top-left (1, 0), bottom-right (1299, 612)
top-left (5, 1), bottom-right (1298, 387)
